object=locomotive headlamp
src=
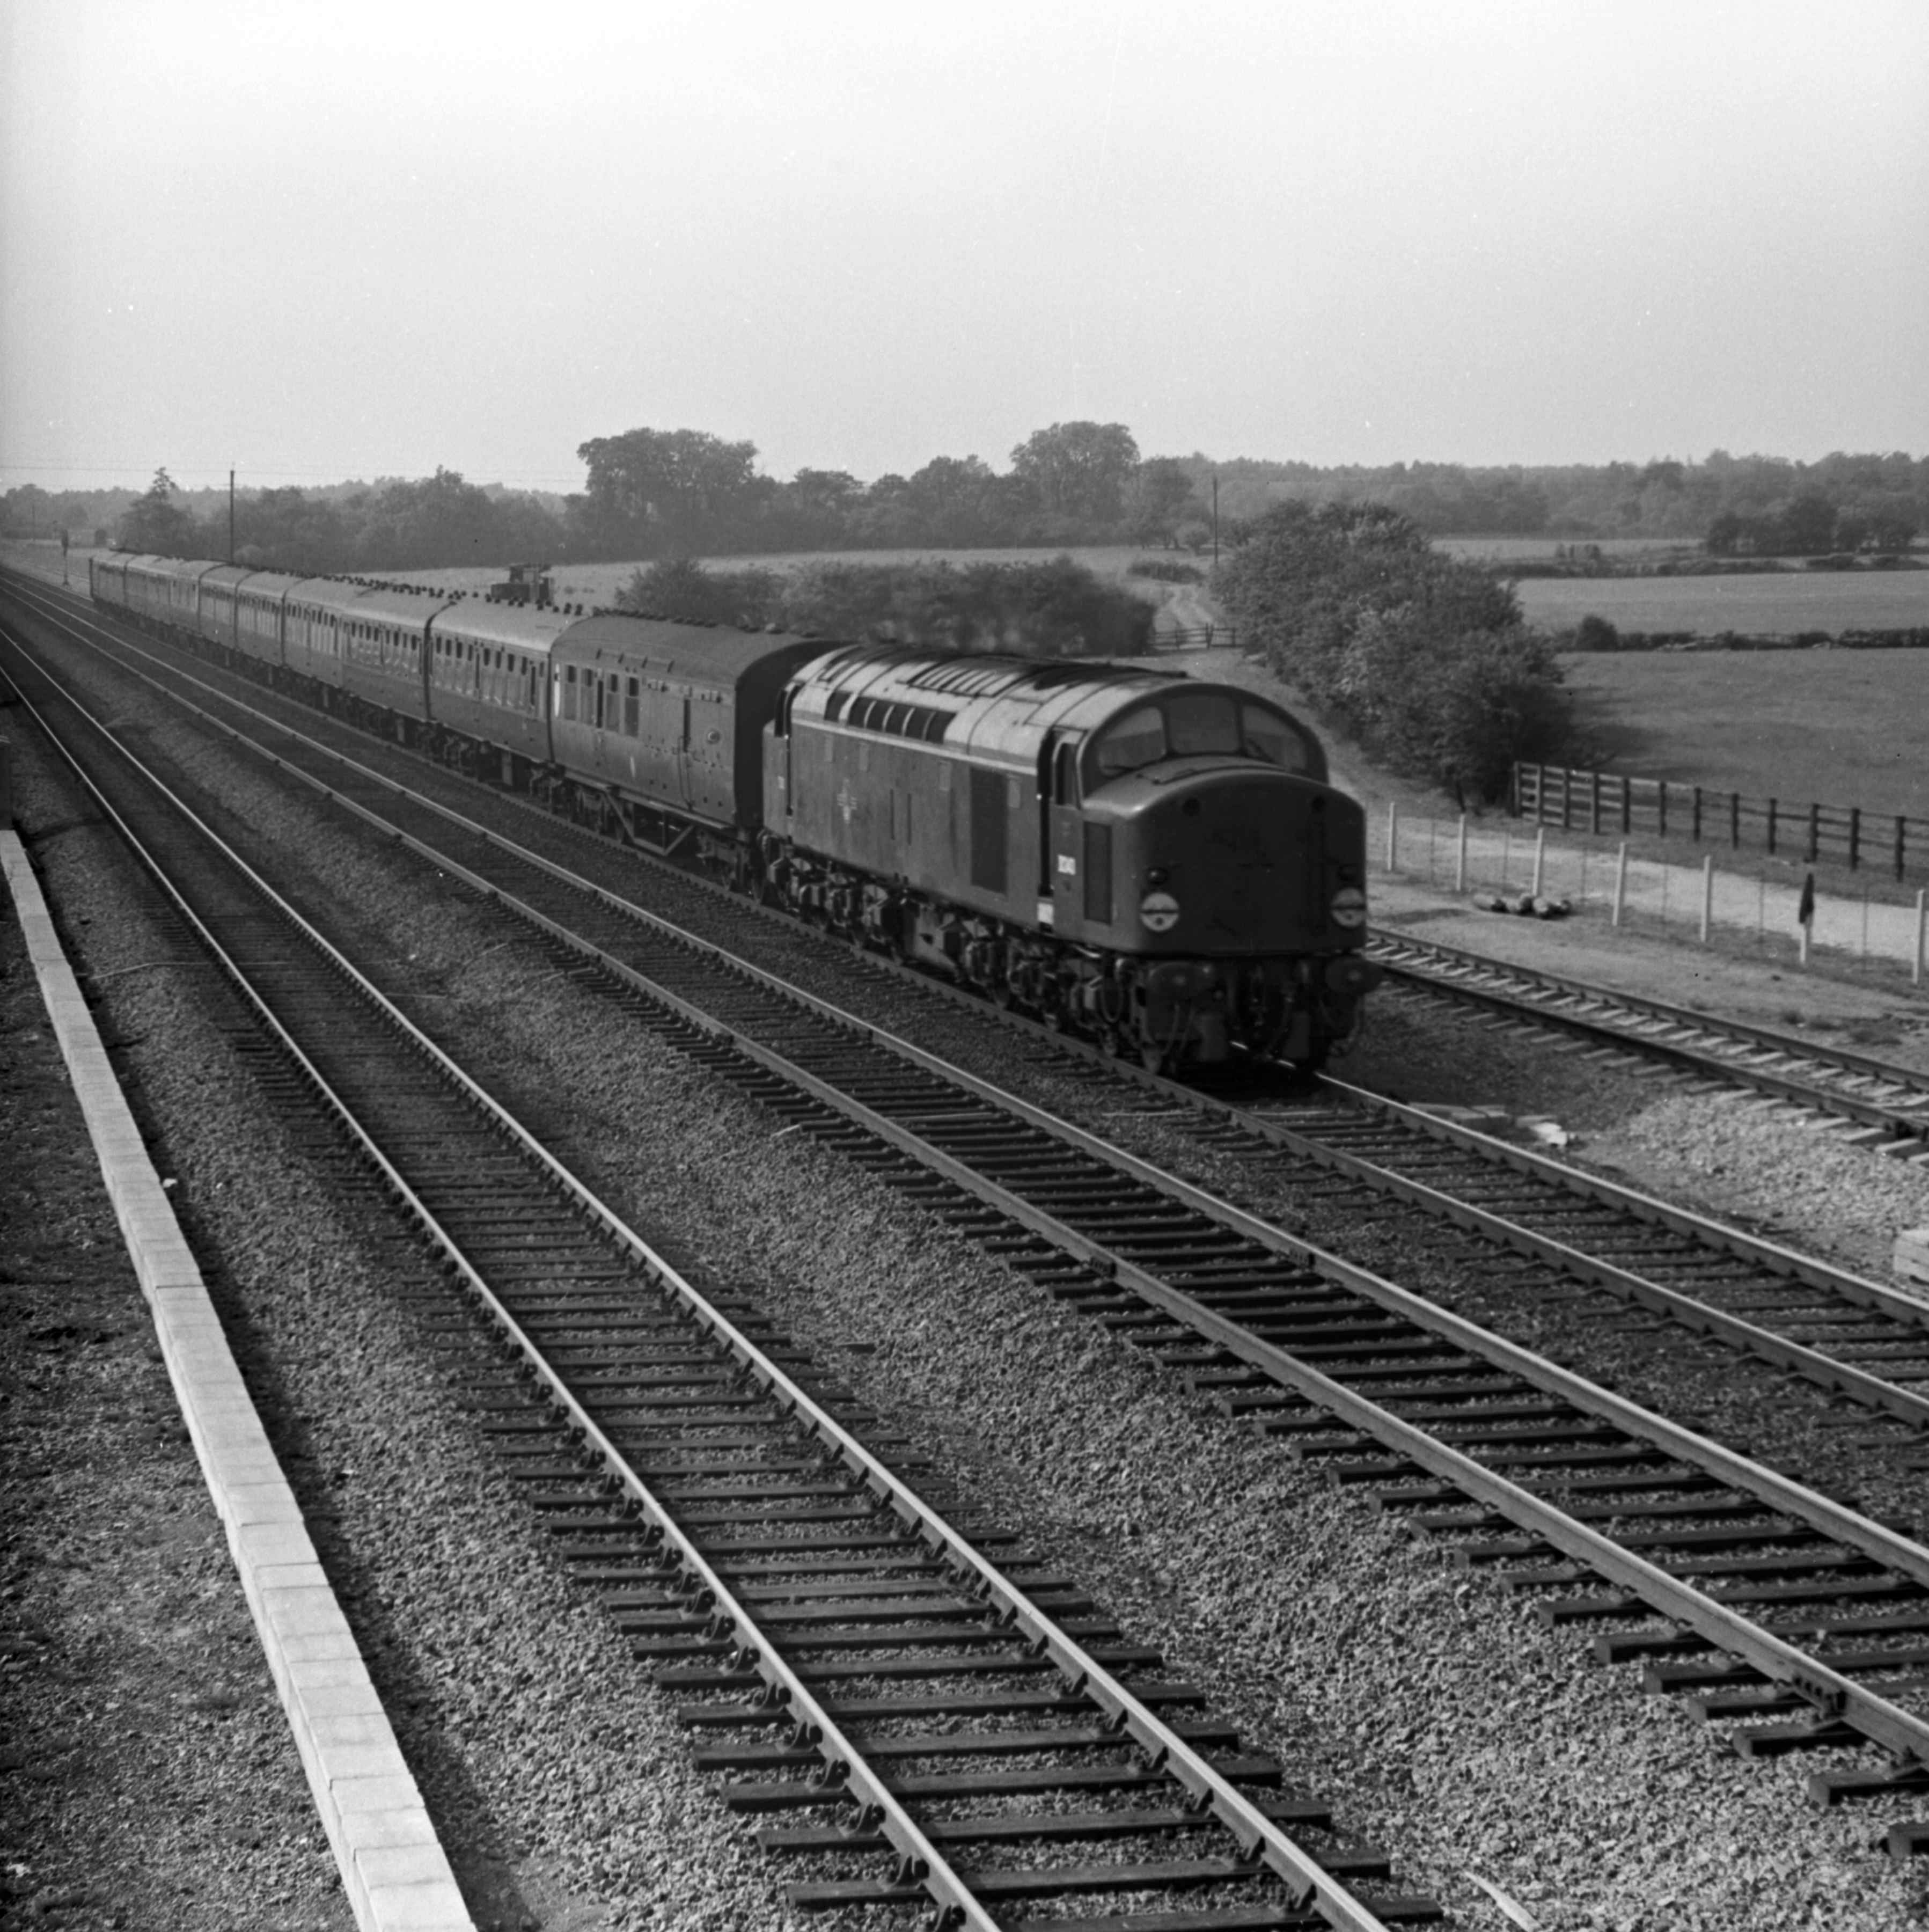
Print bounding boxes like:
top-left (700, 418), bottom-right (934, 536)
top-left (1329, 886), bottom-right (1367, 929)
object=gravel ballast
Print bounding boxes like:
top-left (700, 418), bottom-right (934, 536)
top-left (8, 609), bottom-right (1929, 1928)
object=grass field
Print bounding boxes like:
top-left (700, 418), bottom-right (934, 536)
top-left (1435, 535), bottom-right (1686, 561)
top-left (1516, 568), bottom-right (1929, 634)
top-left (1561, 649), bottom-right (1929, 820)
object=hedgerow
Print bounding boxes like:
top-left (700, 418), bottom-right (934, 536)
top-left (618, 554), bottom-right (1153, 658)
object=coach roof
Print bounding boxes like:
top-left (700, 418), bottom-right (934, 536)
top-left (553, 611), bottom-right (822, 684)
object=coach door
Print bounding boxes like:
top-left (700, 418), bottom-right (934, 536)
top-left (674, 692), bottom-right (695, 808)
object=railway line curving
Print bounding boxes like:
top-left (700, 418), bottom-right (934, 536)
top-left (2, 634), bottom-right (1439, 1929)
top-left (1364, 931), bottom-right (1929, 1154)
top-left (9, 598), bottom-right (1929, 1853)
top-left (8, 573), bottom-right (1927, 1439)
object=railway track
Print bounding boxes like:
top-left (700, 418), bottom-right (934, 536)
top-left (1365, 931), bottom-right (1929, 1155)
top-left (3, 650), bottom-right (1441, 1926)
top-left (11, 609), bottom-right (1929, 1851)
top-left (10, 578), bottom-right (1929, 1445)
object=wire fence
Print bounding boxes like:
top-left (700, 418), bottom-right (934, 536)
top-left (1382, 803), bottom-right (1929, 984)
top-left (1512, 762), bottom-right (1927, 882)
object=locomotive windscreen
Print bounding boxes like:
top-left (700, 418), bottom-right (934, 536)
top-left (1091, 693), bottom-right (1314, 782)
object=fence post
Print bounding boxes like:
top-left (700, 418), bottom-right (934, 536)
top-left (1658, 779), bottom-right (1668, 838)
top-left (1767, 798), bottom-right (1777, 856)
top-left (1560, 767), bottom-right (1572, 832)
top-left (1916, 889), bottom-right (1926, 987)
top-left (1590, 770), bottom-right (1601, 836)
top-left (1898, 816), bottom-right (1908, 883)
top-left (1849, 807), bottom-right (1860, 872)
top-left (1385, 800), bottom-right (1398, 874)
top-left (1692, 786), bottom-right (1703, 842)
top-left (1455, 814), bottom-right (1468, 893)
top-left (1613, 842), bottom-right (1628, 927)
top-left (1807, 802), bottom-right (1819, 863)
top-left (1621, 774), bottom-right (1631, 835)
top-left (1729, 792), bottom-right (1740, 850)
top-left (1531, 826), bottom-right (1546, 898)
top-left (1700, 853), bottom-right (1713, 943)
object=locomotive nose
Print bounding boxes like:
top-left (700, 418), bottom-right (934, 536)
top-left (1135, 769), bottom-right (1366, 951)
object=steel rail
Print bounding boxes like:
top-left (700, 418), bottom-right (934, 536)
top-left (14, 559), bottom-right (1929, 1148)
top-left (0, 649), bottom-right (1396, 1932)
top-left (1366, 930), bottom-right (1929, 1140)
top-left (25, 599), bottom-right (1929, 1351)
top-left (19, 577), bottom-right (1929, 1780)
top-left (1310, 1073), bottom-right (1929, 1317)
top-left (16, 606), bottom-right (1929, 1560)
top-left (144, 684), bottom-right (1929, 1439)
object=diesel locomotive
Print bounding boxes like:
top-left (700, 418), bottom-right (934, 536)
top-left (89, 551), bottom-right (1377, 1071)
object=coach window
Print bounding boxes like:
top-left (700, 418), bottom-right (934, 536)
top-left (624, 676), bottom-right (640, 735)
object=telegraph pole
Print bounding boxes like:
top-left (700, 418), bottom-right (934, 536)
top-left (1211, 474), bottom-right (1219, 569)
top-left (228, 469), bottom-right (236, 562)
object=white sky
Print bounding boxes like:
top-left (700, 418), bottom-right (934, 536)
top-left (4, 0), bottom-right (1926, 494)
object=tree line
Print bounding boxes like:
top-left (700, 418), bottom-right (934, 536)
top-left (5, 437), bottom-right (1921, 568)
top-left (1209, 450), bottom-right (1925, 552)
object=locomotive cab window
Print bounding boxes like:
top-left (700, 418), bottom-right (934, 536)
top-left (1091, 694), bottom-right (1316, 782)
top-left (1092, 705), bottom-right (1166, 780)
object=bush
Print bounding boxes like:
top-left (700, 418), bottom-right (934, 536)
top-left (1126, 558), bottom-right (1204, 583)
top-left (1572, 614), bottom-right (1622, 652)
top-left (1214, 499), bottom-right (1573, 803)
top-left (618, 554), bottom-right (1153, 657)
top-left (617, 559), bottom-right (782, 625)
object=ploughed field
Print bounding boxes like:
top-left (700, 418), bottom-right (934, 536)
top-left (1560, 648), bottom-right (1929, 821)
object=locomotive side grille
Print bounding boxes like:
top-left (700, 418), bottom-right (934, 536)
top-left (1083, 821), bottom-right (1113, 925)
top-left (969, 767), bottom-right (1008, 893)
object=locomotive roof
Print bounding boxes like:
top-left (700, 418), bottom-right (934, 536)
top-left (124, 554), bottom-right (222, 582)
top-left (553, 611), bottom-right (820, 682)
top-left (788, 643), bottom-right (1194, 766)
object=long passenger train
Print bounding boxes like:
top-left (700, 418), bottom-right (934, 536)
top-left (90, 552), bottom-right (1377, 1072)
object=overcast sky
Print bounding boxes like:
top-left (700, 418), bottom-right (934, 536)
top-left (4, 1), bottom-right (1926, 495)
